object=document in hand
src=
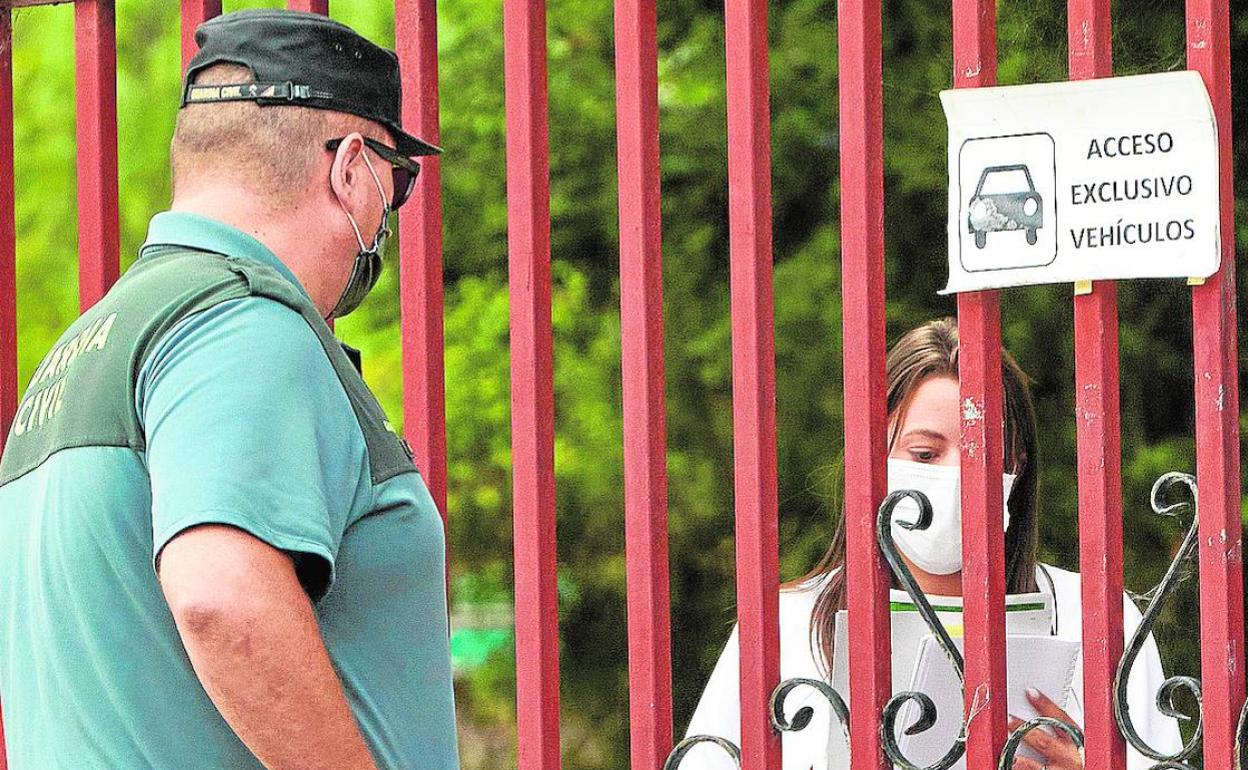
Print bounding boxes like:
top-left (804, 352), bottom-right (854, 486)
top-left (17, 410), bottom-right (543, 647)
top-left (826, 591), bottom-right (1059, 768)
top-left (895, 634), bottom-right (1081, 769)
top-left (830, 589), bottom-right (1055, 711)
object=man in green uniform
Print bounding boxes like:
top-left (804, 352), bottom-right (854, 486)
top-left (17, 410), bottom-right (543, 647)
top-left (0, 10), bottom-right (459, 770)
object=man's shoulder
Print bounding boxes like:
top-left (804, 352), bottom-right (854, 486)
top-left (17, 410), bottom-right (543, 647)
top-left (142, 295), bottom-right (335, 397)
top-left (81, 248), bottom-right (258, 354)
top-left (117, 248), bottom-right (326, 375)
top-left (119, 247), bottom-right (244, 293)
top-left (121, 248), bottom-right (308, 312)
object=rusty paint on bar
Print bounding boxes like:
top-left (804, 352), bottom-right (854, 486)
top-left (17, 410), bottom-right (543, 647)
top-left (723, 0), bottom-right (779, 767)
top-left (1071, 286), bottom-right (1126, 770)
top-left (74, 0), bottom-right (119, 311)
top-left (396, 0), bottom-right (449, 531)
top-left (613, 0), bottom-right (674, 766)
top-left (954, 292), bottom-right (1006, 770)
top-left (952, 8), bottom-right (1004, 770)
top-left (1066, 2), bottom-right (1127, 770)
top-left (503, 0), bottom-right (561, 765)
top-left (837, 0), bottom-right (891, 766)
top-left (180, 0), bottom-right (220, 68)
top-left (1186, 0), bottom-right (1245, 767)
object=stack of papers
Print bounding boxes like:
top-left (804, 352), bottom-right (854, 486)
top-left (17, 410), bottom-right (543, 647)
top-left (826, 591), bottom-right (1079, 769)
top-left (896, 634), bottom-right (1080, 769)
top-left (830, 589), bottom-right (1055, 707)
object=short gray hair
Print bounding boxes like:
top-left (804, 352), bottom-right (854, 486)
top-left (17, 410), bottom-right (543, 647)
top-left (171, 63), bottom-right (385, 206)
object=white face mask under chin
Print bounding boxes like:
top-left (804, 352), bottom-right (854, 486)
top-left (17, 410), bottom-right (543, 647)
top-left (886, 458), bottom-right (1017, 576)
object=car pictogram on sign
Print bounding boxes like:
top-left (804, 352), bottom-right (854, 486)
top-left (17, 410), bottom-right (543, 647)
top-left (967, 164), bottom-right (1043, 248)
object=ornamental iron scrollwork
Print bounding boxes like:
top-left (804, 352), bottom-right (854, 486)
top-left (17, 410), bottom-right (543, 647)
top-left (770, 677), bottom-right (851, 751)
top-left (880, 489), bottom-right (1090, 770)
top-left (662, 678), bottom-right (851, 769)
top-left (877, 489), bottom-right (968, 770)
top-left (663, 735), bottom-right (741, 770)
top-left (668, 474), bottom-right (1202, 770)
top-left (1114, 472), bottom-right (1203, 768)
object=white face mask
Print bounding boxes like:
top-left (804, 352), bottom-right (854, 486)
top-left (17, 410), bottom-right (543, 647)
top-left (886, 458), bottom-right (1017, 576)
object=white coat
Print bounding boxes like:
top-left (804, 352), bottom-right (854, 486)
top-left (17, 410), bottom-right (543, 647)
top-left (682, 565), bottom-right (1183, 770)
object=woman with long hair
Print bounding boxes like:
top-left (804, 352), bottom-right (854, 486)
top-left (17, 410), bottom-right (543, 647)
top-left (682, 318), bottom-right (1182, 770)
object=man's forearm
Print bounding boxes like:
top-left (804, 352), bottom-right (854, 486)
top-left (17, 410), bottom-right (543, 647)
top-left (160, 525), bottom-right (377, 770)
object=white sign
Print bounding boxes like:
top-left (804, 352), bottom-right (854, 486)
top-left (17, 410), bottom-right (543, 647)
top-left (940, 72), bottom-right (1219, 293)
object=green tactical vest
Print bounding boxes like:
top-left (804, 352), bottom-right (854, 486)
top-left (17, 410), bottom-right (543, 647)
top-left (0, 247), bottom-right (415, 489)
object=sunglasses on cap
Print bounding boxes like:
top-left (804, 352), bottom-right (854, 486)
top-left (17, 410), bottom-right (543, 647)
top-left (325, 136), bottom-right (421, 210)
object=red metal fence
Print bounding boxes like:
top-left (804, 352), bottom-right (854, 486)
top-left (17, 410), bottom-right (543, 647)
top-left (1067, 3), bottom-right (1124, 769)
top-left (0, 0), bottom-right (1242, 769)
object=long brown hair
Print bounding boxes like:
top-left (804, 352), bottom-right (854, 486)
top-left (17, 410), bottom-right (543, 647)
top-left (794, 317), bottom-right (1041, 675)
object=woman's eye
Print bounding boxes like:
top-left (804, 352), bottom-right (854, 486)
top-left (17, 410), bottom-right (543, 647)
top-left (910, 449), bottom-right (936, 462)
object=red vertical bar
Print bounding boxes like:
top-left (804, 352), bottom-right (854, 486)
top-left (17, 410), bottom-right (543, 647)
top-left (837, 0), bottom-right (890, 767)
top-left (955, 294), bottom-right (1005, 770)
top-left (180, 0), bottom-right (221, 68)
top-left (1187, 0), bottom-right (1245, 766)
top-left (74, 0), bottom-right (120, 311)
top-left (613, 0), bottom-right (673, 765)
top-left (286, 0), bottom-right (329, 14)
top-left (503, 0), bottom-right (560, 766)
top-left (396, 0), bottom-right (449, 527)
top-left (723, 0), bottom-right (778, 767)
top-left (0, 8), bottom-right (16, 461)
top-left (952, 3), bottom-right (1004, 769)
top-left (1066, 4), bottom-right (1126, 770)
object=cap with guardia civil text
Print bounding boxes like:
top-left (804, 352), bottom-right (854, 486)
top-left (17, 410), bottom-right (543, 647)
top-left (181, 8), bottom-right (441, 157)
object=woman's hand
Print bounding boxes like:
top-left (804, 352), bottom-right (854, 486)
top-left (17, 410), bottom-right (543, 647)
top-left (1006, 689), bottom-right (1083, 770)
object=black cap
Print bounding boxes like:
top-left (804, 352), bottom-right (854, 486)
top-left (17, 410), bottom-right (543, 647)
top-left (181, 9), bottom-right (441, 157)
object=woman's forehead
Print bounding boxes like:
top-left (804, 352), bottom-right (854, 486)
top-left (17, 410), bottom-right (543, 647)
top-left (895, 376), bottom-right (960, 436)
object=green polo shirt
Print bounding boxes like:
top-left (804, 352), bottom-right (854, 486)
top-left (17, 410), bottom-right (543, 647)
top-left (0, 212), bottom-right (460, 769)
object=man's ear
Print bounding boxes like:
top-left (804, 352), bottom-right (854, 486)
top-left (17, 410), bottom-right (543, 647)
top-left (328, 133), bottom-right (367, 200)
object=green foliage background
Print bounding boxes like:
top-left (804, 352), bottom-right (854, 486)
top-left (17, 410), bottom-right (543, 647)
top-left (7, 0), bottom-right (1247, 766)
